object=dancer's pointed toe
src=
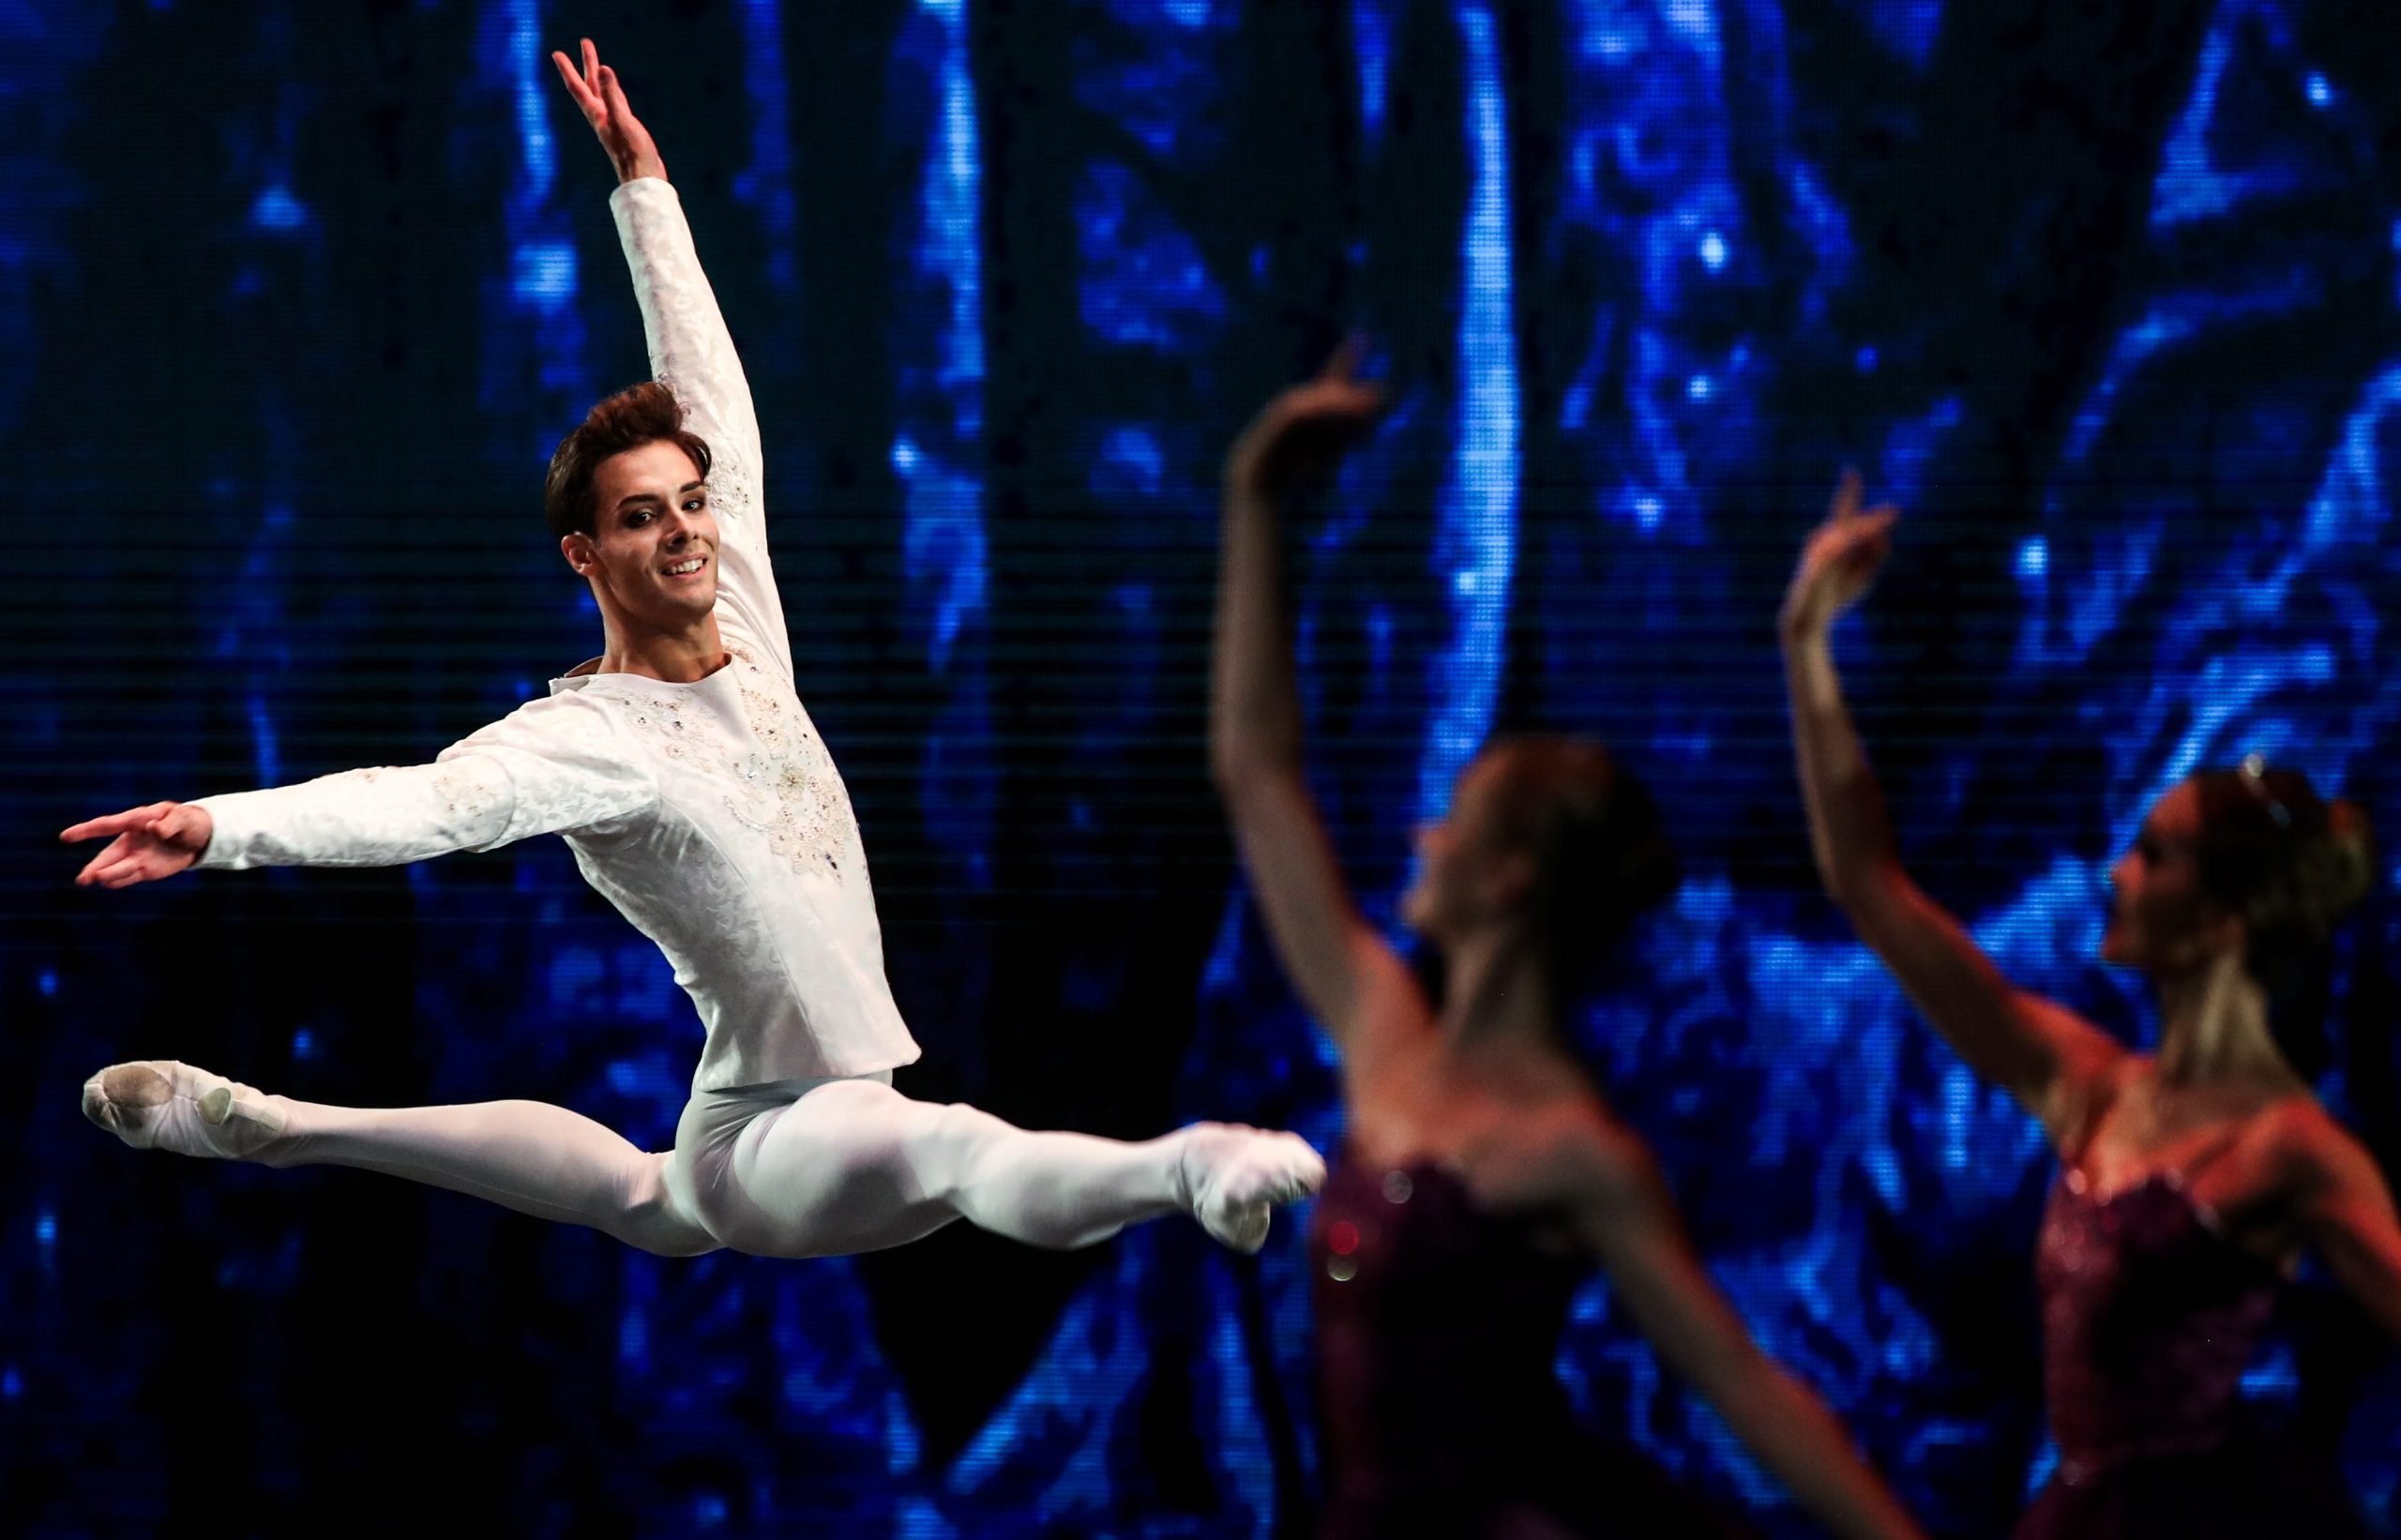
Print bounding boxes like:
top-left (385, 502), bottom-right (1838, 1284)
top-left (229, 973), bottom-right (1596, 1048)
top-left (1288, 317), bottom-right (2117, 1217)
top-left (1178, 1125), bottom-right (1325, 1254)
top-left (82, 1060), bottom-right (286, 1160)
top-left (83, 1062), bottom-right (170, 1139)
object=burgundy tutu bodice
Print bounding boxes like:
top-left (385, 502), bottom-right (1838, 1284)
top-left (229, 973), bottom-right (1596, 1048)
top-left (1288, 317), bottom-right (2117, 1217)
top-left (2034, 1164), bottom-right (2280, 1484)
top-left (2015, 1154), bottom-right (2368, 1539)
top-left (1308, 1150), bottom-right (1752, 1539)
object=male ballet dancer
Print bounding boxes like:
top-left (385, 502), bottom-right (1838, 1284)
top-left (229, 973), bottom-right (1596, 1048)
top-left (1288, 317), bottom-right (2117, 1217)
top-left (66, 40), bottom-right (1321, 1261)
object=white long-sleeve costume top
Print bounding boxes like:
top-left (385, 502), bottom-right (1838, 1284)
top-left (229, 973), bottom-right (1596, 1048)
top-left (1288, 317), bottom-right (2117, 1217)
top-left (193, 179), bottom-right (921, 1088)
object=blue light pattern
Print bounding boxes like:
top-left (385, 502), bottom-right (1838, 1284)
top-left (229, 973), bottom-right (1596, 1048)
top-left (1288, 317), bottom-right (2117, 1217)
top-left (1414, 0), bottom-right (1518, 830)
top-left (896, 0), bottom-right (996, 899)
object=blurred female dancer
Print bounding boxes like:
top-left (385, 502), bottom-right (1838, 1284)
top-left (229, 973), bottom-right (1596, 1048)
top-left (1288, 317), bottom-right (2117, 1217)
top-left (63, 41), bottom-right (1321, 1263)
top-left (1782, 474), bottom-right (2401, 1537)
top-left (1212, 352), bottom-right (1924, 1540)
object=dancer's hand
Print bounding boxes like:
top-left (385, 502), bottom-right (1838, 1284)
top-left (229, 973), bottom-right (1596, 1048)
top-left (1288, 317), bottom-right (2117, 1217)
top-left (551, 38), bottom-right (666, 186)
top-left (61, 803), bottom-right (214, 888)
top-left (1780, 470), bottom-right (1897, 642)
top-left (1226, 339), bottom-right (1385, 494)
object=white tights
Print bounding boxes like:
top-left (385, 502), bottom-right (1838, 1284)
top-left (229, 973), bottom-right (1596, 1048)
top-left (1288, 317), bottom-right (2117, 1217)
top-left (247, 1072), bottom-right (1245, 1259)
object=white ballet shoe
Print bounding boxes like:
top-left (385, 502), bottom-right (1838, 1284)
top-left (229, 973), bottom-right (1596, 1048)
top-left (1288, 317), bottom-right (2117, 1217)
top-left (82, 1060), bottom-right (287, 1160)
top-left (1176, 1125), bottom-right (1327, 1254)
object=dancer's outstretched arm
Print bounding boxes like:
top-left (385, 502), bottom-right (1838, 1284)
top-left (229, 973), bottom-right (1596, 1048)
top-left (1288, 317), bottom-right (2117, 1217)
top-left (1212, 350), bottom-right (1415, 1057)
top-left (63, 693), bottom-right (655, 886)
top-left (553, 39), bottom-right (790, 681)
top-left (1779, 474), bottom-right (2122, 1140)
top-left (1489, 1111), bottom-right (1924, 1540)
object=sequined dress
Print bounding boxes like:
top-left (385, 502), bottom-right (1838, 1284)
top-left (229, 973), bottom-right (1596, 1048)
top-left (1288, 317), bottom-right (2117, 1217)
top-left (1308, 1150), bottom-right (1754, 1539)
top-left (2015, 1140), bottom-right (2368, 1539)
top-left (187, 179), bottom-right (921, 1089)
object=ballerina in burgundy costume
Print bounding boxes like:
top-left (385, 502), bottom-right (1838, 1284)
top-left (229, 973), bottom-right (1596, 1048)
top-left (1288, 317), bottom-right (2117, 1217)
top-left (1782, 475), bottom-right (2401, 1538)
top-left (1211, 353), bottom-right (1925, 1540)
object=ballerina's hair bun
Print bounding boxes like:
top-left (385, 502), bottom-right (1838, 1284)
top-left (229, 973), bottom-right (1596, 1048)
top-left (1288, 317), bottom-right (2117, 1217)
top-left (2193, 762), bottom-right (2376, 994)
top-left (2305, 796), bottom-right (2376, 929)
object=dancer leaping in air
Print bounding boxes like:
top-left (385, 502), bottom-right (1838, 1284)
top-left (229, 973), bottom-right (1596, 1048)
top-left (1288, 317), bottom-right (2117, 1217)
top-left (64, 40), bottom-right (1322, 1263)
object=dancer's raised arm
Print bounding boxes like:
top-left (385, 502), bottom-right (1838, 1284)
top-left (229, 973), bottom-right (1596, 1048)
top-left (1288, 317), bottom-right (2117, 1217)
top-left (1212, 350), bottom-right (1412, 1055)
top-left (553, 40), bottom-right (788, 680)
top-left (1779, 474), bottom-right (2121, 1138)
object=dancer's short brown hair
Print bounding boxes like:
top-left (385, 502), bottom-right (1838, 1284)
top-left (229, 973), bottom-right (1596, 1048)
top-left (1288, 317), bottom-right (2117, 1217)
top-left (543, 380), bottom-right (714, 540)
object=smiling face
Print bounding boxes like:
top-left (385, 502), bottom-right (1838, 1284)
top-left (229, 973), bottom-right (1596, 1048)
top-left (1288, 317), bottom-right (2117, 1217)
top-left (2103, 779), bottom-right (2242, 978)
top-left (559, 439), bottom-right (719, 630)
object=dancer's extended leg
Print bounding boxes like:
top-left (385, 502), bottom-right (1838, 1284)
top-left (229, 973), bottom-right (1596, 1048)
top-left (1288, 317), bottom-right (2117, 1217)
top-left (84, 1061), bottom-right (1322, 1261)
top-left (674, 1077), bottom-right (1324, 1259)
top-left (83, 1060), bottom-right (716, 1258)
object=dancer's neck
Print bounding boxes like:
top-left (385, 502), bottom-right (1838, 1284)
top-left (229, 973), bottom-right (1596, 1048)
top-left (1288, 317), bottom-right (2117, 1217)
top-left (2151, 950), bottom-right (2296, 1090)
top-left (1439, 928), bottom-right (1561, 1055)
top-left (596, 612), bottom-right (730, 683)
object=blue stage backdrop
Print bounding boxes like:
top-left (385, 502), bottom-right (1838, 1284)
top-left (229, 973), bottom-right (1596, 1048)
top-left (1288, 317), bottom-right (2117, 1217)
top-left (7, 1), bottom-right (2401, 1533)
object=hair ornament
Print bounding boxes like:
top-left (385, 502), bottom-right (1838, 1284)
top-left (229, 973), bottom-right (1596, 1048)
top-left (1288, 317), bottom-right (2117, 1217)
top-left (2239, 752), bottom-right (2293, 829)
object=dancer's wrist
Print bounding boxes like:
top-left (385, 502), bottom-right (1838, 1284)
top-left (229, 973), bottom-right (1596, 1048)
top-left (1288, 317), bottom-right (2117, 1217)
top-left (615, 151), bottom-right (668, 186)
top-left (1777, 604), bottom-right (1832, 648)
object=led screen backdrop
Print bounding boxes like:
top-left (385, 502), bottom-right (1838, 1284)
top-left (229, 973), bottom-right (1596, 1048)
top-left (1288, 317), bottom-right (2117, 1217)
top-left (6, 0), bottom-right (2401, 1533)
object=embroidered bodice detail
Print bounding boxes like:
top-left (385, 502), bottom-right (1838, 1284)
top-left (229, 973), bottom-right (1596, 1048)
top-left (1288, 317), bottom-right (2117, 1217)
top-left (189, 179), bottom-right (917, 1087)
